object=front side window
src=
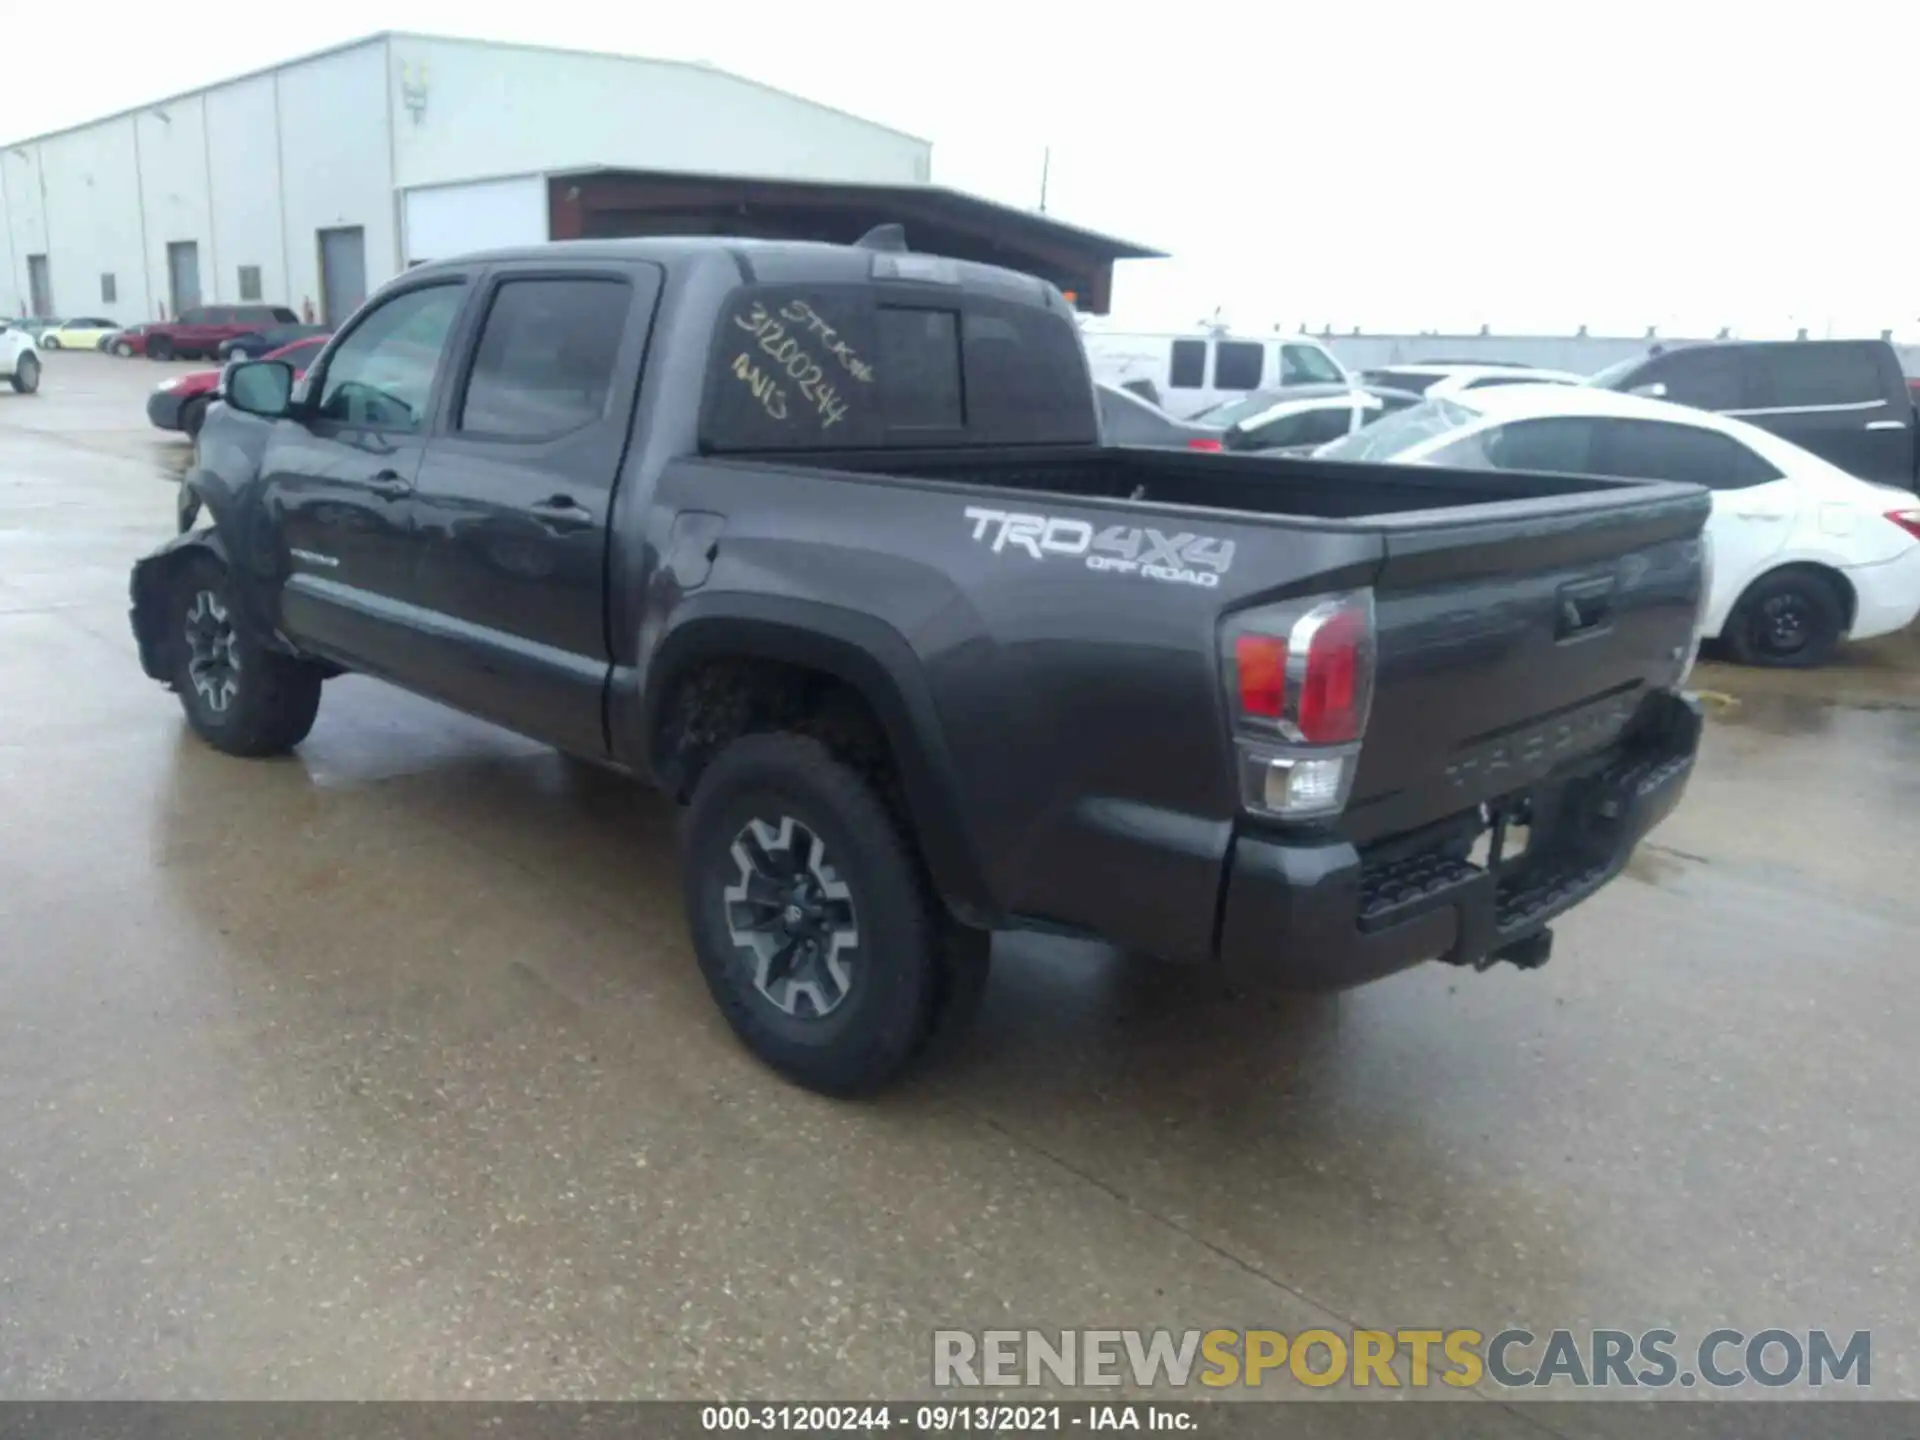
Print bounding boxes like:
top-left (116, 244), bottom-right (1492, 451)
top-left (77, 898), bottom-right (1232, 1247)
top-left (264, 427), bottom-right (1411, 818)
top-left (314, 284), bottom-right (464, 432)
top-left (459, 278), bottom-right (631, 439)
top-left (1428, 418), bottom-right (1598, 474)
top-left (1212, 341), bottom-right (1263, 391)
top-left (1281, 344), bottom-right (1344, 384)
top-left (1637, 350), bottom-right (1743, 410)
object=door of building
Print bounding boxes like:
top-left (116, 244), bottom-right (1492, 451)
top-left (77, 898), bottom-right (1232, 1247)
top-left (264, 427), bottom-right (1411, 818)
top-left (167, 241), bottom-right (201, 316)
top-left (26, 254), bottom-right (52, 316)
top-left (318, 227), bottom-right (368, 326)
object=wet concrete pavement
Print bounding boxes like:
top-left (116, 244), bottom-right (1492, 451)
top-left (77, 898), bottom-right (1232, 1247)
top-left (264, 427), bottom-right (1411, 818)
top-left (2, 355), bottom-right (1915, 1414)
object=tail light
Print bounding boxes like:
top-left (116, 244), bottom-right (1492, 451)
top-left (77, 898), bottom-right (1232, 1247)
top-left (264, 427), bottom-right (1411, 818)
top-left (1885, 509), bottom-right (1920, 542)
top-left (1221, 591), bottom-right (1376, 819)
top-left (1187, 436), bottom-right (1224, 452)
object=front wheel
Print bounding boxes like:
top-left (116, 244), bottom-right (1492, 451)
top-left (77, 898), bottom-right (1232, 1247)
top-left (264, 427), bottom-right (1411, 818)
top-left (681, 733), bottom-right (989, 1094)
top-left (168, 556), bottom-right (323, 756)
top-left (112, 340), bottom-right (134, 357)
top-left (180, 395), bottom-right (210, 440)
top-left (1725, 569), bottom-right (1845, 668)
top-left (9, 352), bottom-right (39, 394)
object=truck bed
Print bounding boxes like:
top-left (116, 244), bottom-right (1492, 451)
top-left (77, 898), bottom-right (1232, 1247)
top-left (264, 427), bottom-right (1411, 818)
top-left (775, 443), bottom-right (1645, 521)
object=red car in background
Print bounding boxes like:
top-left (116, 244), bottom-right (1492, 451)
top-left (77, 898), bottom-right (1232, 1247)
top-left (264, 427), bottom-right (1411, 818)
top-left (147, 335), bottom-right (327, 439)
top-left (143, 304), bottom-right (301, 361)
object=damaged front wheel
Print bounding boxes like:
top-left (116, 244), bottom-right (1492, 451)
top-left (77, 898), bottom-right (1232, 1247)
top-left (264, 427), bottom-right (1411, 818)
top-left (169, 555), bottom-right (324, 757)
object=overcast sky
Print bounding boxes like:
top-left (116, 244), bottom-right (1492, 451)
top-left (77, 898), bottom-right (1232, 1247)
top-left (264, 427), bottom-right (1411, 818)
top-left (4, 0), bottom-right (1915, 338)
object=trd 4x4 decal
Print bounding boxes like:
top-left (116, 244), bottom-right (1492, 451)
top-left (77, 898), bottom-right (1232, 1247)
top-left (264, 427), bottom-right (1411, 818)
top-left (963, 506), bottom-right (1235, 589)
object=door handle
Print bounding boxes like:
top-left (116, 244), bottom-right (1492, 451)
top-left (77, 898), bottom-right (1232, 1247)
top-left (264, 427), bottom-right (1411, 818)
top-left (1864, 420), bottom-right (1906, 431)
top-left (365, 469), bottom-right (413, 499)
top-left (529, 495), bottom-right (596, 531)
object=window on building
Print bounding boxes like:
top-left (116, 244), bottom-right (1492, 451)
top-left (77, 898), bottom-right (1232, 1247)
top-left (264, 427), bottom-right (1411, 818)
top-left (1212, 341), bottom-right (1264, 391)
top-left (1168, 339), bottom-right (1206, 389)
top-left (100, 274), bottom-right (117, 304)
top-left (458, 278), bottom-right (632, 439)
top-left (237, 266), bottom-right (263, 302)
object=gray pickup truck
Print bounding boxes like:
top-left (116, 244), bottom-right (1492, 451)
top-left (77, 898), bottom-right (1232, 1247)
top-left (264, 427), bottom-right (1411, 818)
top-left (130, 231), bottom-right (1708, 1093)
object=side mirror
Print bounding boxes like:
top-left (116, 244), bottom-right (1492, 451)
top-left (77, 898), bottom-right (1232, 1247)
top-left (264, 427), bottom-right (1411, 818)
top-left (1629, 381), bottom-right (1668, 399)
top-left (224, 359), bottom-right (295, 418)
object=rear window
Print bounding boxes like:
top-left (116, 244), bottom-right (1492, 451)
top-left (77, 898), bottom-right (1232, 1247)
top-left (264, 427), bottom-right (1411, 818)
top-left (1749, 344), bottom-right (1884, 408)
top-left (701, 286), bottom-right (1095, 452)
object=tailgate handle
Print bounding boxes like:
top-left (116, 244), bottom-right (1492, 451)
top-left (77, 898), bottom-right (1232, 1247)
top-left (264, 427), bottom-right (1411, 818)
top-left (1556, 577), bottom-right (1616, 640)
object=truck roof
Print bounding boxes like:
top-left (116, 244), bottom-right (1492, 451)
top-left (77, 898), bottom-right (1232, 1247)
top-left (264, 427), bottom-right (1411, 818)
top-left (408, 236), bottom-right (1071, 313)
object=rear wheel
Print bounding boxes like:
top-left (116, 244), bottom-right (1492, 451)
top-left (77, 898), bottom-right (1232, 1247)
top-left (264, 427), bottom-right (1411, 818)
top-left (168, 555), bottom-right (323, 756)
top-left (681, 733), bottom-right (989, 1094)
top-left (40, 333), bottom-right (60, 350)
top-left (1726, 569), bottom-right (1846, 668)
top-left (9, 352), bottom-right (39, 394)
top-left (148, 336), bottom-right (173, 361)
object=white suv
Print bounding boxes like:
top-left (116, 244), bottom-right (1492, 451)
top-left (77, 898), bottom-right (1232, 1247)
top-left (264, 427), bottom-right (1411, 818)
top-left (1, 325), bottom-right (41, 394)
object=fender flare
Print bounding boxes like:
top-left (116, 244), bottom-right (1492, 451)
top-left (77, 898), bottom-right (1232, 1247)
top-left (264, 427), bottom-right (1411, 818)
top-left (129, 527), bottom-right (232, 682)
top-left (639, 595), bottom-right (1000, 928)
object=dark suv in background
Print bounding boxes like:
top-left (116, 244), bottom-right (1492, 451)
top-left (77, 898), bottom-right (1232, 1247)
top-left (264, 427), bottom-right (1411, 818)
top-left (1591, 339), bottom-right (1918, 490)
top-left (144, 305), bottom-right (300, 361)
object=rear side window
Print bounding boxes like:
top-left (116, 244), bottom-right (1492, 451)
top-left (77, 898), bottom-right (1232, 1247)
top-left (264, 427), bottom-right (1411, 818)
top-left (459, 278), bottom-right (633, 439)
top-left (1243, 404), bottom-right (1352, 449)
top-left (1593, 419), bottom-right (1782, 490)
top-left (1212, 341), bottom-right (1263, 391)
top-left (1638, 349), bottom-right (1743, 410)
top-left (1168, 339), bottom-right (1206, 389)
top-left (961, 309), bottom-right (1092, 442)
top-left (1748, 344), bottom-right (1884, 408)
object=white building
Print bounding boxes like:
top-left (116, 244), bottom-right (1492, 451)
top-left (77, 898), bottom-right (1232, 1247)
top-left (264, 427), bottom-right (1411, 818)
top-left (0, 33), bottom-right (933, 326)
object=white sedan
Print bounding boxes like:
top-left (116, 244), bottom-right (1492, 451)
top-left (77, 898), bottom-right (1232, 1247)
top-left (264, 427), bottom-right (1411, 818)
top-left (1319, 384), bottom-right (1920, 667)
top-left (0, 327), bottom-right (41, 394)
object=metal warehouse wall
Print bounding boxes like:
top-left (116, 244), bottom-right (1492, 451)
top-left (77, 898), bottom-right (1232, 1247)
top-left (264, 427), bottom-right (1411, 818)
top-left (0, 37), bottom-right (395, 323)
top-left (385, 36), bottom-right (931, 196)
top-left (1324, 333), bottom-right (1920, 378)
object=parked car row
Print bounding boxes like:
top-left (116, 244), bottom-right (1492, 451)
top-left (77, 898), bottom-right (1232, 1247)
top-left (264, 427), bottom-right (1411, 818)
top-left (6, 304), bottom-right (308, 361)
top-left (1090, 333), bottom-right (1920, 668)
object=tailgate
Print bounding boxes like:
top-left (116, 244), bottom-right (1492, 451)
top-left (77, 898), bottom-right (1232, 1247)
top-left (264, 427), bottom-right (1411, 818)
top-left (1344, 481), bottom-right (1709, 844)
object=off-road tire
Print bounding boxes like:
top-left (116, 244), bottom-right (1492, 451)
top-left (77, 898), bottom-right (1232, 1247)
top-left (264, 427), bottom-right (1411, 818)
top-left (681, 732), bottom-right (989, 1094)
top-left (1725, 569), bottom-right (1845, 669)
top-left (169, 555), bottom-right (323, 756)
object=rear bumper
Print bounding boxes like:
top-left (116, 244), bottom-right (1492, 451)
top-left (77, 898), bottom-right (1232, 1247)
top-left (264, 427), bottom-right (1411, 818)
top-left (1844, 546), bottom-right (1920, 642)
top-left (1216, 690), bottom-right (1703, 993)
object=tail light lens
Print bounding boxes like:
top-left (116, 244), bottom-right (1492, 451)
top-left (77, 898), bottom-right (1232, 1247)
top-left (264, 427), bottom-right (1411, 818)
top-left (1885, 509), bottom-right (1920, 542)
top-left (1187, 436), bottom-right (1224, 452)
top-left (1222, 591), bottom-right (1376, 819)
